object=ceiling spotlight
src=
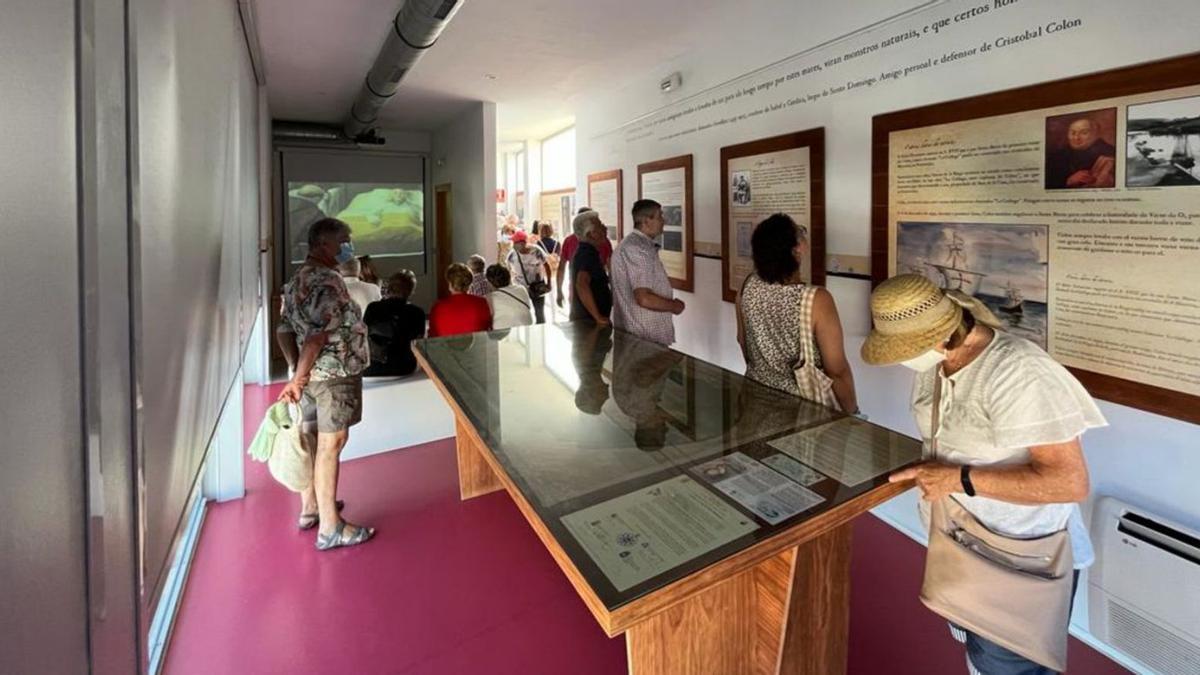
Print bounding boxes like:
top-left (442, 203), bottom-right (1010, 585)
top-left (483, 74), bottom-right (498, 81)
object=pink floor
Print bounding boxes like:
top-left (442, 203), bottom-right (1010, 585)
top-left (164, 384), bottom-right (1129, 674)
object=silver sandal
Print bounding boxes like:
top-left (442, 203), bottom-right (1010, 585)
top-left (297, 499), bottom-right (345, 530)
top-left (315, 520), bottom-right (375, 551)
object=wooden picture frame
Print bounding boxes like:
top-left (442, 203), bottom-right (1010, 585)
top-left (720, 128), bottom-right (826, 303)
top-left (586, 169), bottom-right (624, 244)
top-left (637, 154), bottom-right (695, 292)
top-left (871, 52), bottom-right (1200, 424)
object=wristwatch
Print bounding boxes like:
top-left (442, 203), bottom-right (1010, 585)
top-left (960, 465), bottom-right (976, 497)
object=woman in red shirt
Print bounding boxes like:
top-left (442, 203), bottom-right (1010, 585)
top-left (429, 262), bottom-right (493, 337)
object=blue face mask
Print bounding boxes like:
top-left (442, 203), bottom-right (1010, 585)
top-left (335, 241), bottom-right (355, 264)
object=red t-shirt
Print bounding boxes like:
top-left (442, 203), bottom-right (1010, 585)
top-left (561, 234), bottom-right (612, 265)
top-left (428, 294), bottom-right (492, 337)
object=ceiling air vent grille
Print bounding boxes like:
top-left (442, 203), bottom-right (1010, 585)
top-left (1109, 599), bottom-right (1200, 674)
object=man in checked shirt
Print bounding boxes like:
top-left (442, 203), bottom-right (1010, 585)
top-left (609, 199), bottom-right (685, 346)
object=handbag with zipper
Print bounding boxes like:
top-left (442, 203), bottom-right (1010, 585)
top-left (919, 375), bottom-right (1074, 671)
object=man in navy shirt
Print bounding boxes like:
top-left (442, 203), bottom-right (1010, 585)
top-left (569, 210), bottom-right (612, 323)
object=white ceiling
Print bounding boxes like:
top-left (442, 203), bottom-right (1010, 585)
top-left (256, 0), bottom-right (928, 142)
top-left (256, 0), bottom-right (744, 140)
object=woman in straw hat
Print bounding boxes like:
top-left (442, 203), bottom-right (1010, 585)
top-left (863, 274), bottom-right (1106, 675)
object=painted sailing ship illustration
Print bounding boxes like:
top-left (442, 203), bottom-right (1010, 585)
top-left (999, 281), bottom-right (1024, 315)
top-left (926, 231), bottom-right (987, 296)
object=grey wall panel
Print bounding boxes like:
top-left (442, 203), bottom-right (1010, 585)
top-left (132, 0), bottom-right (260, 601)
top-left (0, 1), bottom-right (89, 673)
top-left (239, 64), bottom-right (262, 351)
top-left (81, 0), bottom-right (141, 670)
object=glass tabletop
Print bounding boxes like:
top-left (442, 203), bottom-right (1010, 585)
top-left (414, 322), bottom-right (921, 610)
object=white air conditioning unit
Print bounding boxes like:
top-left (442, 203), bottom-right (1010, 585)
top-left (1089, 497), bottom-right (1200, 674)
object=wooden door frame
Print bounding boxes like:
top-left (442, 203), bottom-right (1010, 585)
top-left (435, 183), bottom-right (452, 299)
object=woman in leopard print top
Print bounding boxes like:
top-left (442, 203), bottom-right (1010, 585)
top-left (735, 214), bottom-right (858, 412)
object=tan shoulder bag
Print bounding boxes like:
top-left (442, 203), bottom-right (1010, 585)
top-left (792, 285), bottom-right (839, 410)
top-left (920, 375), bottom-right (1074, 671)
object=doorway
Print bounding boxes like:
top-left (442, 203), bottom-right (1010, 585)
top-left (435, 183), bottom-right (452, 299)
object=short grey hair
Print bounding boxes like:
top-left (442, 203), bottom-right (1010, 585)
top-left (572, 210), bottom-right (603, 239)
top-left (338, 257), bottom-right (361, 277)
top-left (467, 254), bottom-right (487, 274)
top-left (306, 217), bottom-right (350, 249)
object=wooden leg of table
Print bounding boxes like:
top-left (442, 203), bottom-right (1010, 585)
top-left (624, 521), bottom-right (853, 675)
top-left (454, 417), bottom-right (503, 500)
top-left (775, 520), bottom-right (854, 675)
top-left (625, 548), bottom-right (796, 675)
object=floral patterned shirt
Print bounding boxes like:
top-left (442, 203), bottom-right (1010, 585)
top-left (278, 262), bottom-right (369, 380)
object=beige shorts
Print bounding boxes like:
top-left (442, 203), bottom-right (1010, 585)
top-left (300, 375), bottom-right (363, 433)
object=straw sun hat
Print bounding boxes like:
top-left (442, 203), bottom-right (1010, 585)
top-left (861, 274), bottom-right (1002, 365)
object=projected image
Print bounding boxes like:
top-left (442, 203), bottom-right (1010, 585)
top-left (288, 182), bottom-right (425, 262)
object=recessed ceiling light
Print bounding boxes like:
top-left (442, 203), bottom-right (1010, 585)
top-left (483, 74), bottom-right (498, 81)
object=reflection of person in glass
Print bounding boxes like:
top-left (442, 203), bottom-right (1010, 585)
top-left (571, 323), bottom-right (613, 415)
top-left (1045, 117), bottom-right (1115, 189)
top-left (611, 332), bottom-right (681, 451)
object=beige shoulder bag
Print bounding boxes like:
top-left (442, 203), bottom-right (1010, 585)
top-left (792, 285), bottom-right (840, 410)
top-left (920, 375), bottom-right (1074, 671)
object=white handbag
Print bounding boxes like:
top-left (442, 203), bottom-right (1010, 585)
top-left (267, 404), bottom-right (313, 492)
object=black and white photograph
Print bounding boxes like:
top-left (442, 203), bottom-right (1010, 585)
top-left (736, 221), bottom-right (754, 258)
top-left (731, 171), bottom-right (752, 205)
top-left (1126, 95), bottom-right (1200, 187)
top-left (661, 205), bottom-right (684, 251)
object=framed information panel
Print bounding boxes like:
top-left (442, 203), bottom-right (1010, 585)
top-left (587, 169), bottom-right (623, 246)
top-left (872, 52), bottom-right (1200, 424)
top-left (720, 128), bottom-right (826, 303)
top-left (637, 155), bottom-right (694, 292)
top-left (538, 188), bottom-right (575, 236)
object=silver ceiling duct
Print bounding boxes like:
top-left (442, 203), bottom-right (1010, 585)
top-left (273, 121), bottom-right (358, 146)
top-left (344, 0), bottom-right (465, 139)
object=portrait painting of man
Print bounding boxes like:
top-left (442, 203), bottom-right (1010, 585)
top-left (1044, 108), bottom-right (1117, 189)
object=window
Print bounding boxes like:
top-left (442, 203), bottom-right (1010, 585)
top-left (541, 127), bottom-right (576, 192)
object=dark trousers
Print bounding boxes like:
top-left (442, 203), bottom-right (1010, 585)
top-left (532, 294), bottom-right (546, 324)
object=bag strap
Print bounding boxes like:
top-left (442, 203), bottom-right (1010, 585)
top-left (498, 287), bottom-right (531, 310)
top-left (516, 250), bottom-right (536, 286)
top-left (930, 374), bottom-right (943, 460)
top-left (797, 285), bottom-right (819, 369)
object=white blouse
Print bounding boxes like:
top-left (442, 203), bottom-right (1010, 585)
top-left (487, 285), bottom-right (534, 330)
top-left (911, 330), bottom-right (1107, 567)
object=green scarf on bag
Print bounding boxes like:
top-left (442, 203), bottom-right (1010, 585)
top-left (247, 401), bottom-right (294, 462)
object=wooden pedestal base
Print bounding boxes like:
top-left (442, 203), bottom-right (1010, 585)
top-left (454, 417), bottom-right (503, 500)
top-left (625, 522), bottom-right (853, 675)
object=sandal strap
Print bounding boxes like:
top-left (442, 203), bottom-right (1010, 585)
top-left (316, 520), bottom-right (347, 550)
top-left (315, 520), bottom-right (374, 550)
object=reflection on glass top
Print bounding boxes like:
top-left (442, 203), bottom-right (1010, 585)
top-left (415, 323), bottom-right (920, 609)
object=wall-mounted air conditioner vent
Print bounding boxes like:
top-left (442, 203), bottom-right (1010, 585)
top-left (1089, 497), bottom-right (1200, 674)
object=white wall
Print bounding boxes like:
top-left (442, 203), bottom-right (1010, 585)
top-left (574, 0), bottom-right (1200, 662)
top-left (433, 101), bottom-right (498, 265)
top-left (374, 128), bottom-right (433, 153)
